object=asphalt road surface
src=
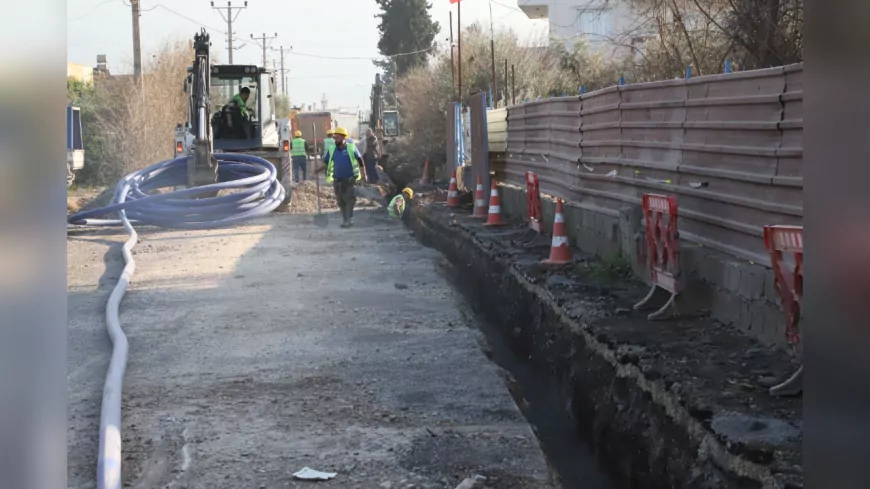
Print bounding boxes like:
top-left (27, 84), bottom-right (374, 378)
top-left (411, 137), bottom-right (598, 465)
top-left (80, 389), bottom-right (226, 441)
top-left (67, 209), bottom-right (555, 489)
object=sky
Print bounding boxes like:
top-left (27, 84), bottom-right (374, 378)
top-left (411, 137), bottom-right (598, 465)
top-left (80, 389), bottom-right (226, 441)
top-left (67, 0), bottom-right (548, 109)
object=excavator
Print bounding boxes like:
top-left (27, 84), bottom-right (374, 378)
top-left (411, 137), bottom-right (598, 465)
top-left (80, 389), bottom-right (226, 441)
top-left (174, 29), bottom-right (293, 207)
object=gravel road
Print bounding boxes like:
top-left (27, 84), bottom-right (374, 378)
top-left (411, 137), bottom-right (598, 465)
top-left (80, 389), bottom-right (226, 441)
top-left (67, 208), bottom-right (556, 489)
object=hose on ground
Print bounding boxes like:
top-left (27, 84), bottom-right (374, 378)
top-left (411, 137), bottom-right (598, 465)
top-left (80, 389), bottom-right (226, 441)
top-left (68, 153), bottom-right (284, 489)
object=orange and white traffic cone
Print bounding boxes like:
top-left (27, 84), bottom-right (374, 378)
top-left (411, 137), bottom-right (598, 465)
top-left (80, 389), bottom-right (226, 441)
top-left (483, 180), bottom-right (507, 227)
top-left (542, 199), bottom-right (573, 265)
top-left (472, 175), bottom-right (488, 218)
top-left (420, 156), bottom-right (431, 185)
top-left (446, 168), bottom-right (460, 207)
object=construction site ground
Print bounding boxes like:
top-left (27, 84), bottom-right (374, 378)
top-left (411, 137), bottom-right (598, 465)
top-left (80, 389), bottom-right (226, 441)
top-left (66, 181), bottom-right (558, 488)
top-left (406, 189), bottom-right (803, 489)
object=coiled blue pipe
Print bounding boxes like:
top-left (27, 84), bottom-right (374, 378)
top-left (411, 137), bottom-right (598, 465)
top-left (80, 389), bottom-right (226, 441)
top-left (68, 153), bottom-right (284, 489)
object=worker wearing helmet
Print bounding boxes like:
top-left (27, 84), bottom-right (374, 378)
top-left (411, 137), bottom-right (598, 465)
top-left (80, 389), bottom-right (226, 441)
top-left (320, 126), bottom-right (363, 228)
top-left (290, 130), bottom-right (310, 183)
top-left (228, 87), bottom-right (251, 119)
top-left (322, 128), bottom-right (336, 159)
top-left (388, 187), bottom-right (413, 220)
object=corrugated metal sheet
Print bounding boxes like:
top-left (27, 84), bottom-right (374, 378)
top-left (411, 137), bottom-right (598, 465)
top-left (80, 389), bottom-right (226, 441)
top-left (493, 64), bottom-right (804, 265)
top-left (469, 92), bottom-right (490, 193)
top-left (486, 107), bottom-right (508, 152)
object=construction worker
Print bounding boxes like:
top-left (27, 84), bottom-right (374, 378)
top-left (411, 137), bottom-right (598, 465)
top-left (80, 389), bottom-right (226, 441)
top-left (322, 129), bottom-right (336, 158)
top-left (290, 130), bottom-right (310, 182)
top-left (320, 127), bottom-right (363, 228)
top-left (362, 127), bottom-right (381, 184)
top-left (227, 87), bottom-right (250, 119)
top-left (388, 187), bottom-right (413, 219)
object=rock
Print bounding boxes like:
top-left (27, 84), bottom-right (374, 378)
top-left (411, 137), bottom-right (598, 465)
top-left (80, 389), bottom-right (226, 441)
top-left (454, 475), bottom-right (487, 489)
top-left (380, 482), bottom-right (394, 489)
top-left (394, 282), bottom-right (409, 290)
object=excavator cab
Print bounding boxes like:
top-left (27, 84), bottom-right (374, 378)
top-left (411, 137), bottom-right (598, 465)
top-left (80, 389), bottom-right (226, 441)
top-left (181, 65), bottom-right (279, 153)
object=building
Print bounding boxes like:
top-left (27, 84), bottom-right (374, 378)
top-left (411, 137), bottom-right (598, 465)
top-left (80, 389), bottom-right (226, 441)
top-left (519, 0), bottom-right (640, 59)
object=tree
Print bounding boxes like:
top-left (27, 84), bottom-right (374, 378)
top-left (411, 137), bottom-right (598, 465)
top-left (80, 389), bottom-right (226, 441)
top-left (373, 0), bottom-right (440, 107)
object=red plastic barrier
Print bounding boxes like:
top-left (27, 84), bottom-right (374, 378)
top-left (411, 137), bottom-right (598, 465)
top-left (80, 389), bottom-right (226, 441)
top-left (763, 225), bottom-right (803, 345)
top-left (526, 171), bottom-right (542, 232)
top-left (642, 193), bottom-right (680, 294)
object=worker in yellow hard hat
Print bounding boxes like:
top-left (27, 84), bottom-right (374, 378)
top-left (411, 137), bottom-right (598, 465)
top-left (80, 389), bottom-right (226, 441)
top-left (322, 128), bottom-right (336, 159)
top-left (319, 126), bottom-right (364, 227)
top-left (290, 129), bottom-right (310, 183)
top-left (388, 187), bottom-right (413, 219)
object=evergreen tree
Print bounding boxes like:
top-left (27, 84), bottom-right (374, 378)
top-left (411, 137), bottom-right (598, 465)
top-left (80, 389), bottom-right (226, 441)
top-left (373, 0), bottom-right (440, 106)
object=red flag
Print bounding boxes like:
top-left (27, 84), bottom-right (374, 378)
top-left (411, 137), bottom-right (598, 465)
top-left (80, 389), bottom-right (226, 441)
top-left (450, 0), bottom-right (461, 3)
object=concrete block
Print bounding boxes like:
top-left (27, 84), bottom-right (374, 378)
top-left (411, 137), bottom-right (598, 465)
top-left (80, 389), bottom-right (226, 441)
top-left (722, 259), bottom-right (742, 294)
top-left (618, 203), bottom-right (642, 260)
top-left (761, 302), bottom-right (787, 346)
top-left (738, 263), bottom-right (766, 300)
top-left (711, 288), bottom-right (741, 326)
top-left (699, 250), bottom-right (726, 287)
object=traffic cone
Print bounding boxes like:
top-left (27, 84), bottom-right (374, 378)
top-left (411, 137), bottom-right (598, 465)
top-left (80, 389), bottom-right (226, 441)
top-left (542, 199), bottom-right (573, 265)
top-left (472, 175), bottom-right (488, 218)
top-left (421, 156), bottom-right (431, 185)
top-left (483, 181), bottom-right (507, 227)
top-left (446, 168), bottom-right (460, 207)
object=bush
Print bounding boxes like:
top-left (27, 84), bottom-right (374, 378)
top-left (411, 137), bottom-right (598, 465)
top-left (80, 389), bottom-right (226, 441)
top-left (68, 41), bottom-right (193, 186)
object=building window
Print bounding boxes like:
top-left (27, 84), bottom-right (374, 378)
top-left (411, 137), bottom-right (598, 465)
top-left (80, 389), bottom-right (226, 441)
top-left (576, 9), bottom-right (613, 39)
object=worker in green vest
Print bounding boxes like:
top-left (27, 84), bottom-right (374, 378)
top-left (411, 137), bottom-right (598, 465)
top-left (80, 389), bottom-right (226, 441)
top-left (290, 130), bottom-right (310, 183)
top-left (227, 87), bottom-right (250, 119)
top-left (320, 127), bottom-right (363, 227)
top-left (322, 129), bottom-right (336, 158)
top-left (388, 187), bottom-right (413, 220)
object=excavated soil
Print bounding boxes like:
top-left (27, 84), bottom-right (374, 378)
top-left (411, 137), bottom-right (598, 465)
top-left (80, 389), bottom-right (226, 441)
top-left (406, 198), bottom-right (803, 489)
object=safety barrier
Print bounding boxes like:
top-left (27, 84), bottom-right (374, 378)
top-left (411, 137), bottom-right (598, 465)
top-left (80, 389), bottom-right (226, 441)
top-left (634, 193), bottom-right (681, 320)
top-left (763, 225), bottom-right (803, 346)
top-left (525, 171), bottom-right (543, 233)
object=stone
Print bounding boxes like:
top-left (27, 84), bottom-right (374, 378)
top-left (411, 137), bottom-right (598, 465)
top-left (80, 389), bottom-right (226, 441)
top-left (454, 475), bottom-right (487, 489)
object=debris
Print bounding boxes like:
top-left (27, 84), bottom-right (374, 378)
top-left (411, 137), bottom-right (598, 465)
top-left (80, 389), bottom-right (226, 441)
top-left (394, 282), bottom-right (409, 290)
top-left (605, 170), bottom-right (617, 178)
top-left (292, 467), bottom-right (337, 481)
top-left (688, 181), bottom-right (709, 188)
top-left (454, 475), bottom-right (487, 489)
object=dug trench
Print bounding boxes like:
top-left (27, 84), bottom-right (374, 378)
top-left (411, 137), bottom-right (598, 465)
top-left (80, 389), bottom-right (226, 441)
top-left (401, 197), bottom-right (803, 489)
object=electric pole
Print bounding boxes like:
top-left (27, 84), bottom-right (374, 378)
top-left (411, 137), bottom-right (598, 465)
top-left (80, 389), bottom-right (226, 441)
top-left (250, 33), bottom-right (278, 69)
top-left (131, 0), bottom-right (142, 83)
top-left (272, 46), bottom-right (293, 94)
top-left (211, 1), bottom-right (247, 64)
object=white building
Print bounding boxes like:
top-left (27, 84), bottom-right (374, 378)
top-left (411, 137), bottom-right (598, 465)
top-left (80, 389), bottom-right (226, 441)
top-left (519, 0), bottom-right (640, 59)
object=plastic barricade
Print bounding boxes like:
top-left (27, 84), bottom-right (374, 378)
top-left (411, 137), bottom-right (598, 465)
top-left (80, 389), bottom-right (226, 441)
top-left (763, 224), bottom-right (803, 396)
top-left (633, 193), bottom-right (681, 320)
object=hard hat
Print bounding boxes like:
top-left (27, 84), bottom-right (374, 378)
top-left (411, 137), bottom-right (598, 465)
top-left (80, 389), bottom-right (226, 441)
top-left (293, 130), bottom-right (302, 137)
top-left (326, 129), bottom-right (334, 135)
top-left (402, 187), bottom-right (414, 200)
top-left (333, 127), bottom-right (349, 137)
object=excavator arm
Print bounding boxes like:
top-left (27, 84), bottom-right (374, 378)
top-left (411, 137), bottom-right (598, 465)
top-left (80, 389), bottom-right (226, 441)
top-left (187, 29), bottom-right (219, 188)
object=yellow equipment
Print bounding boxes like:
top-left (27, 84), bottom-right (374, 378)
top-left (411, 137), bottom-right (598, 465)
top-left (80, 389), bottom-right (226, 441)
top-left (333, 127), bottom-right (349, 137)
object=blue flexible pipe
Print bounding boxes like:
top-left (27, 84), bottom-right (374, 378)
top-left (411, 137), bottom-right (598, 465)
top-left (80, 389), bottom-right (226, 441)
top-left (69, 153), bottom-right (284, 489)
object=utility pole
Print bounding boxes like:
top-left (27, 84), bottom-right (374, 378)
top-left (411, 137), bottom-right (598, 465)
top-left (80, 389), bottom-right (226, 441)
top-left (211, 1), bottom-right (248, 64)
top-left (489, 2), bottom-right (497, 108)
top-left (449, 11), bottom-right (455, 102)
top-left (272, 46), bottom-right (293, 95)
top-left (131, 0), bottom-right (142, 83)
top-left (503, 59), bottom-right (508, 107)
top-left (511, 64), bottom-right (515, 105)
top-left (457, 0), bottom-right (462, 104)
top-left (250, 32), bottom-right (278, 68)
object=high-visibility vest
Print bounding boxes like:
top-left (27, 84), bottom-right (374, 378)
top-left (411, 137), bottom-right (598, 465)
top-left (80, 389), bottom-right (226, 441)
top-left (323, 137), bottom-right (336, 155)
top-left (388, 194), bottom-right (405, 219)
top-left (326, 142), bottom-right (361, 184)
top-left (290, 137), bottom-right (306, 156)
top-left (231, 94), bottom-right (248, 117)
